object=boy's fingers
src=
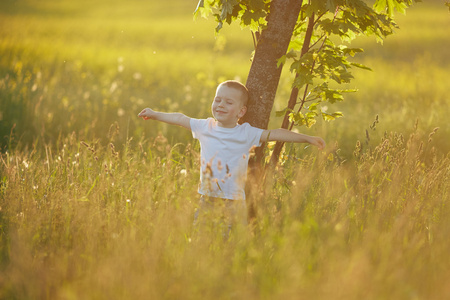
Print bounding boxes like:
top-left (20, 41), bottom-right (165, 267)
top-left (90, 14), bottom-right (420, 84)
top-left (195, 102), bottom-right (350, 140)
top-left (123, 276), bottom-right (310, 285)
top-left (138, 109), bottom-right (148, 117)
top-left (316, 138), bottom-right (325, 150)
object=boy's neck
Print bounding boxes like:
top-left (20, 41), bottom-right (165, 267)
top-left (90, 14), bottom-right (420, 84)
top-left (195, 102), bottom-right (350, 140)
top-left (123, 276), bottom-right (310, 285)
top-left (216, 120), bottom-right (238, 128)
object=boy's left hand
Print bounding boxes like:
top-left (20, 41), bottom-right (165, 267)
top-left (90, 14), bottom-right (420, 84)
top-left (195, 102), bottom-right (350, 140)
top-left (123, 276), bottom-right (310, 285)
top-left (310, 136), bottom-right (326, 150)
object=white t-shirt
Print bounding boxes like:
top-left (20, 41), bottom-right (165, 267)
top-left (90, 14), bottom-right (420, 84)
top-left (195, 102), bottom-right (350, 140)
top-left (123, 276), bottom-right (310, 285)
top-left (190, 118), bottom-right (264, 200)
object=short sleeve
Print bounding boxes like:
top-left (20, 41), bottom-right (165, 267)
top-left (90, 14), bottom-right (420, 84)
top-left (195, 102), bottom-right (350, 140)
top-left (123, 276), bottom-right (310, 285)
top-left (243, 123), bottom-right (264, 148)
top-left (190, 118), bottom-right (212, 139)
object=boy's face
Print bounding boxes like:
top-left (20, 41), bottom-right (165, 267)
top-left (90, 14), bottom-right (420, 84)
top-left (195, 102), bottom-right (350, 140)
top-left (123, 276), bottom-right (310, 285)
top-left (211, 85), bottom-right (247, 128)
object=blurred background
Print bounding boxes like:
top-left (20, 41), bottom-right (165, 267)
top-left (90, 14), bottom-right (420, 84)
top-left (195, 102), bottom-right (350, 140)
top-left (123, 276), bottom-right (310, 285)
top-left (1, 0), bottom-right (449, 157)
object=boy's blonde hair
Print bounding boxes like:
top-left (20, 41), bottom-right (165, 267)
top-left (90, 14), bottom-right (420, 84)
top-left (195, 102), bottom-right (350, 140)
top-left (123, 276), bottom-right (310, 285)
top-left (218, 80), bottom-right (249, 106)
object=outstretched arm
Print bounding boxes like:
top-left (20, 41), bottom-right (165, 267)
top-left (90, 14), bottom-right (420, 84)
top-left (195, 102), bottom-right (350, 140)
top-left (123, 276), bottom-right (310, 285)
top-left (138, 108), bottom-right (191, 130)
top-left (260, 128), bottom-right (326, 150)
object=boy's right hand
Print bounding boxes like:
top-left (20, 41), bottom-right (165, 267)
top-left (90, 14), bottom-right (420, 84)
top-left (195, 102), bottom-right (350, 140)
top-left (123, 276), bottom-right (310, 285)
top-left (138, 108), bottom-right (155, 120)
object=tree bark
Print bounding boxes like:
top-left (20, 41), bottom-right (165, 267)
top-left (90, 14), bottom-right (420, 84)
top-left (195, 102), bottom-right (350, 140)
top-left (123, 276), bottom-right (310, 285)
top-left (240, 0), bottom-right (302, 223)
top-left (240, 0), bottom-right (302, 129)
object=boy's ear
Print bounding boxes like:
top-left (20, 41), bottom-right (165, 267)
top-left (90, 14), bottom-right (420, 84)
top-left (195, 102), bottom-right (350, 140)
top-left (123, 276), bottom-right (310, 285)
top-left (238, 106), bottom-right (247, 118)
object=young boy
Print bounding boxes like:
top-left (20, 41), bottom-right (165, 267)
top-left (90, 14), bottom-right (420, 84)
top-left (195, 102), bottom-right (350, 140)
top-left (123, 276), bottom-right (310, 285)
top-left (138, 80), bottom-right (325, 233)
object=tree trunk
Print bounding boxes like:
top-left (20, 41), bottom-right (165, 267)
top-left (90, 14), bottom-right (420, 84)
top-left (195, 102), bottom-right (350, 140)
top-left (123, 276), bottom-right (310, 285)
top-left (240, 0), bottom-right (302, 130)
top-left (240, 0), bottom-right (302, 223)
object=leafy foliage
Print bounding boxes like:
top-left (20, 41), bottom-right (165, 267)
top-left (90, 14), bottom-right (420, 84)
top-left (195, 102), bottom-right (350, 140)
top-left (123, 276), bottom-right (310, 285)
top-left (194, 0), bottom-right (414, 130)
top-left (195, 0), bottom-right (270, 32)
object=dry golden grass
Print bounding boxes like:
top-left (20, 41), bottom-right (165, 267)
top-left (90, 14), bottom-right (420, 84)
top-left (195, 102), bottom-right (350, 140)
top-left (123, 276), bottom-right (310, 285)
top-left (1, 124), bottom-right (449, 299)
top-left (1, 0), bottom-right (449, 299)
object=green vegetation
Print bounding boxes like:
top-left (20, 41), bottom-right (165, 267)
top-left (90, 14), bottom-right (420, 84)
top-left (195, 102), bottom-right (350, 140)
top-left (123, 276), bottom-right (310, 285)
top-left (1, 0), bottom-right (449, 299)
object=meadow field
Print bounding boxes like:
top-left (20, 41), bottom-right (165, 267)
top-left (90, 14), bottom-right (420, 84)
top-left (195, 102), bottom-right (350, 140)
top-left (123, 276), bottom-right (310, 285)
top-left (1, 0), bottom-right (449, 299)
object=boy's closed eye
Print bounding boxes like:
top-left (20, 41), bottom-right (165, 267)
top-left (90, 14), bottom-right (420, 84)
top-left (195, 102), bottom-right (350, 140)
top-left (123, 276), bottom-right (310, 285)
top-left (215, 97), bottom-right (234, 104)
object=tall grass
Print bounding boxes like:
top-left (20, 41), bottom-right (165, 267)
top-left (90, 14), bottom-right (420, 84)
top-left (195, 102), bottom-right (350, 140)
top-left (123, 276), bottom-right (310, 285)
top-left (1, 123), bottom-right (448, 299)
top-left (1, 0), bottom-right (450, 299)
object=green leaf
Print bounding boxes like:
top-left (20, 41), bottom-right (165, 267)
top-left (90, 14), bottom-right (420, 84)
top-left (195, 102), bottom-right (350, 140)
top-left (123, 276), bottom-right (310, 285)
top-left (322, 111), bottom-right (344, 122)
top-left (373, 0), bottom-right (388, 14)
top-left (275, 107), bottom-right (292, 117)
top-left (286, 49), bottom-right (298, 59)
top-left (220, 0), bottom-right (238, 21)
top-left (277, 55), bottom-right (286, 68)
top-left (293, 72), bottom-right (314, 90)
top-left (393, 1), bottom-right (408, 14)
top-left (351, 62), bottom-right (372, 71)
top-left (321, 89), bottom-right (344, 103)
top-left (342, 47), bottom-right (364, 57)
top-left (326, 0), bottom-right (338, 12)
top-left (277, 50), bottom-right (298, 68)
top-left (194, 0), bottom-right (213, 19)
top-left (305, 111), bottom-right (318, 128)
top-left (306, 111), bottom-right (318, 118)
top-left (308, 102), bottom-right (320, 111)
top-left (289, 112), bottom-right (306, 127)
top-left (319, 19), bottom-right (340, 35)
top-left (249, 0), bottom-right (266, 11)
top-left (373, 0), bottom-right (407, 17)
